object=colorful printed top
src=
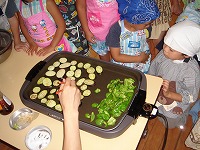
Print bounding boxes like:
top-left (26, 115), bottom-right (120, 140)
top-left (55, 0), bottom-right (89, 55)
top-left (86, 0), bottom-right (120, 41)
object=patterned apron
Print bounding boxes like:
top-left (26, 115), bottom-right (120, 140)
top-left (20, 0), bottom-right (71, 51)
top-left (56, 0), bottom-right (89, 55)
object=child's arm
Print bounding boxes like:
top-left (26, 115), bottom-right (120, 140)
top-left (110, 47), bottom-right (149, 63)
top-left (162, 80), bottom-right (182, 102)
top-left (171, 0), bottom-right (183, 15)
top-left (17, 12), bottom-right (38, 55)
top-left (8, 13), bottom-right (29, 52)
top-left (76, 0), bottom-right (95, 43)
top-left (36, 0), bottom-right (66, 56)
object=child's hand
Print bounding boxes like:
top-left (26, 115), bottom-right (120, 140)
top-left (85, 31), bottom-right (95, 43)
top-left (36, 45), bottom-right (54, 56)
top-left (162, 80), bottom-right (171, 97)
top-left (26, 42), bottom-right (38, 56)
top-left (58, 78), bottom-right (81, 115)
top-left (14, 41), bottom-right (29, 52)
top-left (139, 52), bottom-right (149, 63)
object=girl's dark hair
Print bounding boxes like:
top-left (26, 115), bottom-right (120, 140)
top-left (22, 0), bottom-right (29, 5)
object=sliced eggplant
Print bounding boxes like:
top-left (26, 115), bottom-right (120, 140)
top-left (48, 65), bottom-right (55, 71)
top-left (83, 89), bottom-right (91, 97)
top-left (47, 94), bottom-right (55, 99)
top-left (76, 78), bottom-right (85, 86)
top-left (53, 80), bottom-right (60, 86)
top-left (84, 79), bottom-right (94, 85)
top-left (74, 69), bottom-right (81, 78)
top-left (55, 104), bottom-right (62, 111)
top-left (41, 98), bottom-right (47, 103)
top-left (84, 63), bottom-right (91, 69)
top-left (38, 90), bottom-right (48, 99)
top-left (37, 77), bottom-right (45, 85)
top-left (46, 100), bottom-right (56, 108)
top-left (71, 60), bottom-right (77, 66)
top-left (96, 66), bottom-right (103, 74)
top-left (89, 73), bottom-right (95, 80)
top-left (59, 57), bottom-right (67, 63)
top-left (53, 61), bottom-right (60, 67)
top-left (77, 62), bottom-right (83, 68)
top-left (56, 69), bottom-right (65, 78)
top-left (30, 93), bottom-right (38, 100)
top-left (66, 70), bottom-right (74, 77)
top-left (50, 88), bottom-right (57, 94)
top-left (59, 62), bottom-right (71, 68)
top-left (32, 87), bottom-right (41, 93)
top-left (70, 65), bottom-right (76, 71)
top-left (43, 78), bottom-right (52, 87)
top-left (80, 84), bottom-right (87, 91)
top-left (45, 70), bottom-right (56, 77)
top-left (87, 67), bottom-right (95, 74)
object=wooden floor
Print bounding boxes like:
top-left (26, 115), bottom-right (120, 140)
top-left (136, 116), bottom-right (193, 150)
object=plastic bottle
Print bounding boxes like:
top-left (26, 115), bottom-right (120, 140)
top-left (0, 91), bottom-right (14, 115)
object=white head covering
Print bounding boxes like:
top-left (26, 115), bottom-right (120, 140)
top-left (164, 20), bottom-right (200, 61)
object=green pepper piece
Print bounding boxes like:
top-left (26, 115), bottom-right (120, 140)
top-left (107, 117), bottom-right (116, 126)
top-left (85, 113), bottom-right (90, 119)
top-left (90, 112), bottom-right (95, 122)
top-left (95, 88), bottom-right (101, 93)
top-left (92, 103), bottom-right (99, 108)
top-left (95, 118), bottom-right (105, 126)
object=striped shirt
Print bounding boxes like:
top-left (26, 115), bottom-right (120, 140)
top-left (148, 50), bottom-right (200, 118)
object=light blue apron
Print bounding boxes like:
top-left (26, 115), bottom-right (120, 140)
top-left (111, 20), bottom-right (151, 73)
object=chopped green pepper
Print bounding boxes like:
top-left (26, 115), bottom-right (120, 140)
top-left (85, 78), bottom-right (136, 127)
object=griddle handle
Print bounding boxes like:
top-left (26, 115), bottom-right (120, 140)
top-left (128, 89), bottom-right (146, 118)
top-left (25, 61), bottom-right (46, 82)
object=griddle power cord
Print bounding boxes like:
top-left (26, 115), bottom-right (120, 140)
top-left (140, 103), bottom-right (168, 150)
top-left (157, 112), bottom-right (168, 150)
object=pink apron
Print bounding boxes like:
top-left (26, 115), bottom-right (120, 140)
top-left (20, 0), bottom-right (71, 52)
top-left (86, 0), bottom-right (120, 41)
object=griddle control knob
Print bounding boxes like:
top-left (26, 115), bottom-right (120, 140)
top-left (140, 103), bottom-right (158, 119)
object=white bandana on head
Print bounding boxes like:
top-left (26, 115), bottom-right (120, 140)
top-left (164, 20), bottom-right (200, 61)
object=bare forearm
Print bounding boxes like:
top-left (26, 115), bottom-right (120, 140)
top-left (47, 0), bottom-right (66, 48)
top-left (113, 53), bottom-right (143, 63)
top-left (8, 13), bottom-right (21, 44)
top-left (166, 92), bottom-right (182, 102)
top-left (76, 0), bottom-right (90, 34)
top-left (63, 112), bottom-right (81, 150)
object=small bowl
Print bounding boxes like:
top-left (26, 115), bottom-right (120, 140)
top-left (9, 108), bottom-right (38, 130)
top-left (0, 29), bottom-right (12, 64)
top-left (25, 126), bottom-right (52, 150)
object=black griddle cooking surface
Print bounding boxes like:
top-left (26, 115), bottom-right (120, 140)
top-left (20, 51), bottom-right (146, 138)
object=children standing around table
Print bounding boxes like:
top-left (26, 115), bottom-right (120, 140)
top-left (148, 20), bottom-right (200, 128)
top-left (106, 0), bottom-right (160, 73)
top-left (0, 0), bottom-right (29, 52)
top-left (16, 0), bottom-right (73, 56)
top-left (76, 0), bottom-right (120, 61)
